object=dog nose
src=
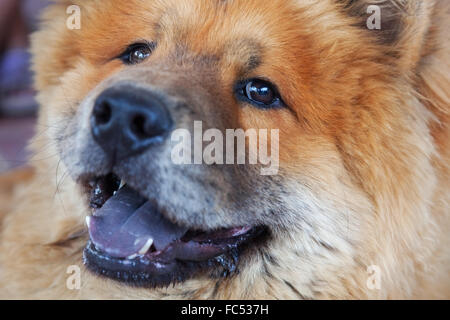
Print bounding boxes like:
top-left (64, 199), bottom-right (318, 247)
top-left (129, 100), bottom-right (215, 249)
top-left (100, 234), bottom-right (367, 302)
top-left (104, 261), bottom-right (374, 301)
top-left (91, 86), bottom-right (173, 161)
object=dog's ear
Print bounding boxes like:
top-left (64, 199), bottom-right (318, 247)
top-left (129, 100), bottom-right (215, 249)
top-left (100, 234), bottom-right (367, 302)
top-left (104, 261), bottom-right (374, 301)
top-left (338, 0), bottom-right (434, 71)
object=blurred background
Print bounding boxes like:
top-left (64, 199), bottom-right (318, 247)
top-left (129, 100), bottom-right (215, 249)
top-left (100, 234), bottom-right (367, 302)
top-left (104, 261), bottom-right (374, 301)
top-left (0, 0), bottom-right (51, 174)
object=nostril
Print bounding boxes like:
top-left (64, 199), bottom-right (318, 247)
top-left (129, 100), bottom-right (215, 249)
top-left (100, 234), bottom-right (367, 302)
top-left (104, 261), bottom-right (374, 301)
top-left (130, 113), bottom-right (166, 140)
top-left (93, 102), bottom-right (112, 125)
top-left (130, 114), bottom-right (148, 138)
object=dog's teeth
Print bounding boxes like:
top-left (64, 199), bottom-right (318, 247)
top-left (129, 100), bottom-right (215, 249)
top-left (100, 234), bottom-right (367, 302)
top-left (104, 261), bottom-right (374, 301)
top-left (113, 191), bottom-right (117, 196)
top-left (85, 216), bottom-right (91, 228)
top-left (119, 180), bottom-right (126, 189)
top-left (138, 238), bottom-right (154, 255)
top-left (126, 238), bottom-right (153, 259)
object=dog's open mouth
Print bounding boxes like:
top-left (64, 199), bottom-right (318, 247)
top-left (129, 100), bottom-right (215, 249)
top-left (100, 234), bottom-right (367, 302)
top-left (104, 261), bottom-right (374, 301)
top-left (82, 174), bottom-right (264, 287)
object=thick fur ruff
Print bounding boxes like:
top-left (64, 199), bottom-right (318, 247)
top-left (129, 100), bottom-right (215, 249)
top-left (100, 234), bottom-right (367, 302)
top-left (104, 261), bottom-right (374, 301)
top-left (0, 0), bottom-right (449, 299)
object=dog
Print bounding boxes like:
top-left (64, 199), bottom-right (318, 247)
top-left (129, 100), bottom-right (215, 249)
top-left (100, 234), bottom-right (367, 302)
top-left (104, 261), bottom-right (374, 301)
top-left (0, 0), bottom-right (449, 299)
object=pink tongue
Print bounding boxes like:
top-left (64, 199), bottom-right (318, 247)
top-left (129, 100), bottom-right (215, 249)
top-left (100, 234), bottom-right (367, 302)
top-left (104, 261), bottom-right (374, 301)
top-left (87, 186), bottom-right (188, 258)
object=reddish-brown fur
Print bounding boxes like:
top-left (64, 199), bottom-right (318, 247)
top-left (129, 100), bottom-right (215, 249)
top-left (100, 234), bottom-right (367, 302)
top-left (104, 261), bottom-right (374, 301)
top-left (0, 0), bottom-right (448, 299)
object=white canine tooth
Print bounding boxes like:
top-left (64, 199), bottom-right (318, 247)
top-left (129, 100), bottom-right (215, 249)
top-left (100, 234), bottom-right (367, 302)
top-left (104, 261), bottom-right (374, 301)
top-left (127, 254), bottom-right (138, 260)
top-left (138, 238), bottom-right (154, 255)
top-left (119, 180), bottom-right (126, 189)
top-left (85, 216), bottom-right (91, 228)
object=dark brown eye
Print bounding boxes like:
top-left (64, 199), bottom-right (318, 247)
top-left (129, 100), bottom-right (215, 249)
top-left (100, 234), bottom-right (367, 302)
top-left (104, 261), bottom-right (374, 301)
top-left (235, 79), bottom-right (284, 109)
top-left (245, 80), bottom-right (275, 105)
top-left (120, 42), bottom-right (155, 65)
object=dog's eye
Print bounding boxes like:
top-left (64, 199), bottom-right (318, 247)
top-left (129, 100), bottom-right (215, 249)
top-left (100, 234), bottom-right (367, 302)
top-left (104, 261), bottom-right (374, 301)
top-left (236, 79), bottom-right (283, 108)
top-left (245, 80), bottom-right (275, 104)
top-left (120, 42), bottom-right (155, 65)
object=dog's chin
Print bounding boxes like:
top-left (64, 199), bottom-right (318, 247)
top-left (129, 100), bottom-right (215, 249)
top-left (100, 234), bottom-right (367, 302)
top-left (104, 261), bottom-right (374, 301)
top-left (81, 173), bottom-right (267, 288)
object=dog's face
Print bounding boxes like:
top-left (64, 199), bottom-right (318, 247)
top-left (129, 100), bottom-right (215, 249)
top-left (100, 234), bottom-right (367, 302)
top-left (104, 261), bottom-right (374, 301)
top-left (31, 0), bottom-right (426, 298)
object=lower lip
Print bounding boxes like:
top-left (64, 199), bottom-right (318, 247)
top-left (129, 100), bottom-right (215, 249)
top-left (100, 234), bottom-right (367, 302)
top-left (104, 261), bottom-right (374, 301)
top-left (83, 226), bottom-right (265, 286)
